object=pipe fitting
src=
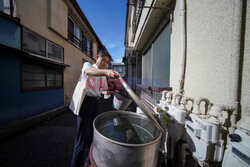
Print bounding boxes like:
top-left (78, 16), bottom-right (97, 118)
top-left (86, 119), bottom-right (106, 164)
top-left (171, 93), bottom-right (181, 106)
top-left (180, 97), bottom-right (188, 110)
top-left (185, 97), bottom-right (194, 113)
top-left (208, 105), bottom-right (222, 124)
top-left (166, 92), bottom-right (172, 105)
top-left (193, 97), bottom-right (211, 115)
top-left (161, 91), bottom-right (168, 101)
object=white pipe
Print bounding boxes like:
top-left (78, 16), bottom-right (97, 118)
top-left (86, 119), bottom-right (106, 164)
top-left (229, 0), bottom-right (243, 133)
top-left (177, 0), bottom-right (187, 94)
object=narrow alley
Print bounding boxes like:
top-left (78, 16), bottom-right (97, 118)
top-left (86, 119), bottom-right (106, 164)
top-left (0, 111), bottom-right (76, 167)
top-left (0, 96), bottom-right (122, 167)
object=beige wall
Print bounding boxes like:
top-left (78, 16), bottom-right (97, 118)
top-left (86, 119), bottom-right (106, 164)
top-left (170, 0), bottom-right (249, 115)
top-left (93, 42), bottom-right (98, 59)
top-left (16, 0), bottom-right (97, 104)
top-left (48, 0), bottom-right (68, 39)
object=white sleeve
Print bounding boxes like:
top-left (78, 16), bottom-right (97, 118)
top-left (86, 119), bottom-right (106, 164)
top-left (80, 62), bottom-right (92, 79)
top-left (82, 62), bottom-right (92, 74)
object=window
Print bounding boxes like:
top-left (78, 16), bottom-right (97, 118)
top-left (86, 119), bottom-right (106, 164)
top-left (68, 16), bottom-right (93, 57)
top-left (46, 68), bottom-right (63, 87)
top-left (21, 61), bottom-right (63, 91)
top-left (22, 27), bottom-right (46, 57)
top-left (47, 41), bottom-right (63, 62)
top-left (22, 27), bottom-right (64, 63)
top-left (22, 63), bottom-right (46, 89)
top-left (0, 0), bottom-right (16, 17)
top-left (68, 16), bottom-right (82, 49)
top-left (117, 66), bottom-right (124, 73)
top-left (82, 34), bottom-right (92, 57)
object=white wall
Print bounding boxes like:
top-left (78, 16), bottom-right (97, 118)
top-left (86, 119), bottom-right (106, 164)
top-left (241, 0), bottom-right (250, 115)
top-left (170, 0), bottom-right (246, 107)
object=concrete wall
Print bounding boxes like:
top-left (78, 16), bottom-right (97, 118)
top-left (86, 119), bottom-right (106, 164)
top-left (16, 0), bottom-right (97, 102)
top-left (241, 0), bottom-right (250, 115)
top-left (47, 0), bottom-right (68, 39)
top-left (170, 0), bottom-right (242, 105)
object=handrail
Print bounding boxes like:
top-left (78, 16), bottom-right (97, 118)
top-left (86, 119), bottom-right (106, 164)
top-left (136, 84), bottom-right (172, 92)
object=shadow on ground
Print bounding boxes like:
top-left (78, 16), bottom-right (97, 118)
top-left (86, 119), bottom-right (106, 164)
top-left (0, 112), bottom-right (76, 167)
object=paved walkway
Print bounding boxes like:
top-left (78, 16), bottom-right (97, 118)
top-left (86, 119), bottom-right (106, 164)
top-left (0, 95), bottom-right (135, 167)
top-left (0, 111), bottom-right (77, 167)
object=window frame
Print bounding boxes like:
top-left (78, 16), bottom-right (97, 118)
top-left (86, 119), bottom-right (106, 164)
top-left (20, 59), bottom-right (64, 92)
top-left (68, 15), bottom-right (93, 58)
top-left (68, 16), bottom-right (83, 50)
top-left (22, 26), bottom-right (46, 58)
top-left (22, 26), bottom-right (64, 63)
top-left (46, 40), bottom-right (64, 63)
top-left (82, 33), bottom-right (93, 57)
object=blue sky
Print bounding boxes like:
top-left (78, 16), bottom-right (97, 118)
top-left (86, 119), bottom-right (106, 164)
top-left (76, 0), bottom-right (127, 62)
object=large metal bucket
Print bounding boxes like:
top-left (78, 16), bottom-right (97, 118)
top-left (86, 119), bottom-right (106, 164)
top-left (92, 110), bottom-right (162, 167)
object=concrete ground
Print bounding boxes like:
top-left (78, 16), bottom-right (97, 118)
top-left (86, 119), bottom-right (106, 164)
top-left (0, 95), bottom-right (136, 167)
top-left (0, 111), bottom-right (76, 167)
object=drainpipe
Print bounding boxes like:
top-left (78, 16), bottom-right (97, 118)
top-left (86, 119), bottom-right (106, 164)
top-left (229, 0), bottom-right (243, 133)
top-left (177, 0), bottom-right (187, 94)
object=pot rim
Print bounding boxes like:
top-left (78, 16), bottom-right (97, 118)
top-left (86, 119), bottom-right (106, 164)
top-left (93, 110), bottom-right (162, 147)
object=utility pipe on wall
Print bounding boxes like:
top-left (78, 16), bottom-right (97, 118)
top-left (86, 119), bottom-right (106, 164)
top-left (177, 0), bottom-right (187, 94)
top-left (229, 0), bottom-right (243, 133)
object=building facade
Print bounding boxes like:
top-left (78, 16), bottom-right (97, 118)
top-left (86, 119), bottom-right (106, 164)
top-left (0, 0), bottom-right (106, 126)
top-left (124, 0), bottom-right (250, 166)
top-left (110, 62), bottom-right (125, 78)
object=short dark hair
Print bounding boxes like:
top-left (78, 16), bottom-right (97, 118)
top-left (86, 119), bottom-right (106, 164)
top-left (98, 50), bottom-right (113, 62)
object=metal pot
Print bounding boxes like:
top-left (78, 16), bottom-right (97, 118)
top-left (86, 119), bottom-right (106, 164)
top-left (92, 110), bottom-right (162, 167)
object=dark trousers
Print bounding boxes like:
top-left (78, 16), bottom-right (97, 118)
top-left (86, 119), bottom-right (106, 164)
top-left (71, 96), bottom-right (101, 167)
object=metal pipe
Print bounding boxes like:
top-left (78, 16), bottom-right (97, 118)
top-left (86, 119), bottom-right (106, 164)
top-left (119, 76), bottom-right (165, 133)
top-left (229, 0), bottom-right (243, 133)
top-left (177, 0), bottom-right (187, 94)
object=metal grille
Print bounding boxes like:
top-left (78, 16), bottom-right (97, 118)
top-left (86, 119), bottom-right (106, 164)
top-left (136, 88), bottom-right (161, 109)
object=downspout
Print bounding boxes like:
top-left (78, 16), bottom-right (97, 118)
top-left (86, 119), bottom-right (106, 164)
top-left (177, 0), bottom-right (187, 94)
top-left (229, 0), bottom-right (243, 133)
